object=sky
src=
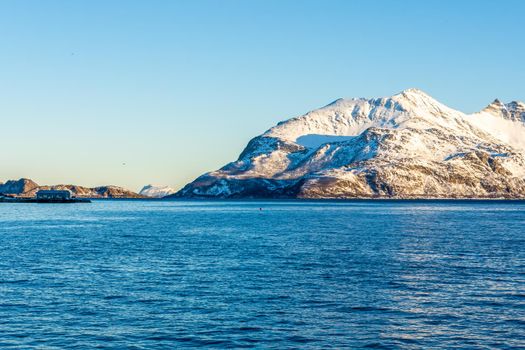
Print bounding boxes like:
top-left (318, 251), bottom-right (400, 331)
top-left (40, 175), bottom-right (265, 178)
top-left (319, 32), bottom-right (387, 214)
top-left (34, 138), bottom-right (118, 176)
top-left (0, 0), bottom-right (524, 192)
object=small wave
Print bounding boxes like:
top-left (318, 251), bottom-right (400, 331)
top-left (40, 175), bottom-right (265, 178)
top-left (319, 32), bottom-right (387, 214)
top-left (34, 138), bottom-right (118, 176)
top-left (0, 279), bottom-right (31, 284)
top-left (364, 342), bottom-right (391, 349)
top-left (336, 306), bottom-right (391, 312)
top-left (286, 335), bottom-right (316, 344)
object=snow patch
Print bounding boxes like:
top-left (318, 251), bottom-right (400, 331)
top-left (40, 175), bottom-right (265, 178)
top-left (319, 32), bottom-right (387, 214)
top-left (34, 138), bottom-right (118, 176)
top-left (466, 112), bottom-right (525, 151)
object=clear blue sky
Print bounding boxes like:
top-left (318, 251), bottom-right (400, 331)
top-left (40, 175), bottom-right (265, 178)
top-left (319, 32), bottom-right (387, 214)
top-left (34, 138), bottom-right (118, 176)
top-left (1, 0), bottom-right (524, 191)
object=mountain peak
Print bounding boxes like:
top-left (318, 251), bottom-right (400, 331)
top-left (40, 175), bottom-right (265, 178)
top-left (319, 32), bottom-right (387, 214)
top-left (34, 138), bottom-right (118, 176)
top-left (390, 88), bottom-right (445, 109)
top-left (399, 87), bottom-right (428, 95)
top-left (482, 98), bottom-right (525, 122)
top-left (394, 88), bottom-right (436, 102)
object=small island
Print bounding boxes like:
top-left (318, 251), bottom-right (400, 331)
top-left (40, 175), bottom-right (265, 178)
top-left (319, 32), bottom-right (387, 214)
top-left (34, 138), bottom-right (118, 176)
top-left (0, 189), bottom-right (91, 203)
top-left (0, 178), bottom-right (146, 201)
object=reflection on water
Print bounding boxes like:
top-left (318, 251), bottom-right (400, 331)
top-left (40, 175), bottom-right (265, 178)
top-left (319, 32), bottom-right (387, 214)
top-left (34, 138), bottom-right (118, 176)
top-left (0, 200), bottom-right (523, 348)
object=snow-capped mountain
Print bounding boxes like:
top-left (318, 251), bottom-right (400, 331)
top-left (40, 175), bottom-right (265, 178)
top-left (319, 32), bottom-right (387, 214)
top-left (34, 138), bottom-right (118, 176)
top-left (173, 89), bottom-right (525, 199)
top-left (139, 184), bottom-right (176, 198)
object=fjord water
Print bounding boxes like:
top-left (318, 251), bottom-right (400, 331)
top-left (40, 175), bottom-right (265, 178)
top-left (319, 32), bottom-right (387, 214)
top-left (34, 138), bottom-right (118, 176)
top-left (0, 201), bottom-right (524, 349)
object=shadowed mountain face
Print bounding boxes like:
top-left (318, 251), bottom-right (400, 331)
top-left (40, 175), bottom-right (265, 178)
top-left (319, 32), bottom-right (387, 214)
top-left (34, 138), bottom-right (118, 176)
top-left (0, 179), bottom-right (143, 198)
top-left (172, 89), bottom-right (525, 199)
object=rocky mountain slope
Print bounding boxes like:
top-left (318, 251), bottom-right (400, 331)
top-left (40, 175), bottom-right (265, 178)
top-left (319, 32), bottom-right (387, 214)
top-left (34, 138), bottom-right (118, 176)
top-left (139, 185), bottom-right (176, 198)
top-left (173, 89), bottom-right (525, 199)
top-left (0, 178), bottom-right (39, 195)
top-left (0, 179), bottom-right (143, 198)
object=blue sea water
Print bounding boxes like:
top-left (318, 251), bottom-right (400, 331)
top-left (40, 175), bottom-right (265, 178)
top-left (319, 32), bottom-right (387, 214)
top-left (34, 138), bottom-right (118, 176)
top-left (0, 200), bottom-right (524, 349)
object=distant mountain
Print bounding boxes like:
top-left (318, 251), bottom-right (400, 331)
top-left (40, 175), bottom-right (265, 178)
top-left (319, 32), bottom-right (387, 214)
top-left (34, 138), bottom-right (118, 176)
top-left (0, 178), bottom-right (39, 195)
top-left (172, 88), bottom-right (525, 199)
top-left (0, 179), bottom-right (143, 198)
top-left (139, 185), bottom-right (176, 198)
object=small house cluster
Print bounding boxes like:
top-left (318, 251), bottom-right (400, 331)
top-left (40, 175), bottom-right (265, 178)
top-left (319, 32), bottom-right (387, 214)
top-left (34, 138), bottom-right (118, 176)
top-left (36, 190), bottom-right (73, 200)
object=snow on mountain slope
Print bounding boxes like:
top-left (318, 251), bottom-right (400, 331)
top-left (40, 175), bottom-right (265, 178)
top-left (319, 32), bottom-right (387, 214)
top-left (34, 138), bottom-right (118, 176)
top-left (466, 99), bottom-right (525, 152)
top-left (139, 184), bottom-right (176, 198)
top-left (173, 89), bottom-right (525, 199)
